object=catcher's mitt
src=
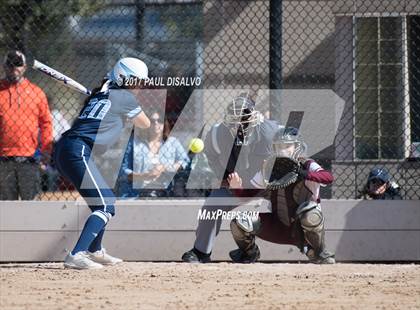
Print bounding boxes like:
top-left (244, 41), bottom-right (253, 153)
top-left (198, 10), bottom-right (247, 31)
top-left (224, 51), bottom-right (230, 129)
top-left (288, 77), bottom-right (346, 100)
top-left (263, 156), bottom-right (301, 190)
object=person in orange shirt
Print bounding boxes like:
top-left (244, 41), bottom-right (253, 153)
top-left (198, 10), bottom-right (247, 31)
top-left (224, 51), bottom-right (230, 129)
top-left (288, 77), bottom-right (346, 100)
top-left (0, 50), bottom-right (53, 200)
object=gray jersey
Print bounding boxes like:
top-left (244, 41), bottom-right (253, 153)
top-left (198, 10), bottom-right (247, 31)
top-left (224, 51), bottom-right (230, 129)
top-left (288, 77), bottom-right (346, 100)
top-left (204, 119), bottom-right (279, 188)
top-left (64, 88), bottom-right (141, 146)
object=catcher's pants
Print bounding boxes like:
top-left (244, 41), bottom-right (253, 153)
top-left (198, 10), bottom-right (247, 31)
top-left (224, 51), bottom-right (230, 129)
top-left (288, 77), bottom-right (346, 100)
top-left (257, 213), bottom-right (301, 245)
top-left (194, 188), bottom-right (238, 254)
top-left (0, 158), bottom-right (40, 200)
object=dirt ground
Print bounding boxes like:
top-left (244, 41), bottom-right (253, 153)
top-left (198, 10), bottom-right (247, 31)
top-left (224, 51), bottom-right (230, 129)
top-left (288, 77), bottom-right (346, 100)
top-left (1, 262), bottom-right (419, 310)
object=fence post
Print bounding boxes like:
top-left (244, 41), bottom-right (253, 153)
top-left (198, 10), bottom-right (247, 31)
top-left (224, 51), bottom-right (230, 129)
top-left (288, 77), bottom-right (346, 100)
top-left (135, 0), bottom-right (146, 51)
top-left (269, 0), bottom-right (283, 121)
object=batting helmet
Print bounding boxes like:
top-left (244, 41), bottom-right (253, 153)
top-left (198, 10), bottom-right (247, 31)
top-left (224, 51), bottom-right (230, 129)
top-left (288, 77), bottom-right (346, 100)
top-left (108, 57), bottom-right (148, 87)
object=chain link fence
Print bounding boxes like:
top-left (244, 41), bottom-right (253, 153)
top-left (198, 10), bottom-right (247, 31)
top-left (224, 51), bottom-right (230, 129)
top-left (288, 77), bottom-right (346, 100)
top-left (0, 0), bottom-right (419, 200)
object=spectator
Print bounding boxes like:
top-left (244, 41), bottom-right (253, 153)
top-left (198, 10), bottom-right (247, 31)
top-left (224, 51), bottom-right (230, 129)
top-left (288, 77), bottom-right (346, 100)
top-left (116, 110), bottom-right (190, 198)
top-left (0, 50), bottom-right (53, 200)
top-left (360, 168), bottom-right (402, 200)
top-left (178, 150), bottom-right (216, 198)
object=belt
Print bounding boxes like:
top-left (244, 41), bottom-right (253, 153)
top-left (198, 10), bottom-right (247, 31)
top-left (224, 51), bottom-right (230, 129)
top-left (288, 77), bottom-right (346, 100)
top-left (0, 156), bottom-right (37, 163)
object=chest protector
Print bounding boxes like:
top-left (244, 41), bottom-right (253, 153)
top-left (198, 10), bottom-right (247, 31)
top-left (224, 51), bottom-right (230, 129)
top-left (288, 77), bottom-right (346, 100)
top-left (264, 178), bottom-right (313, 227)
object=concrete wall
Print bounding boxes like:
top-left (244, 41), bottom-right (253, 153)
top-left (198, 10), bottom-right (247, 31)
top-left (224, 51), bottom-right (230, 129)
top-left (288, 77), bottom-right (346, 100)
top-left (1, 199), bottom-right (419, 262)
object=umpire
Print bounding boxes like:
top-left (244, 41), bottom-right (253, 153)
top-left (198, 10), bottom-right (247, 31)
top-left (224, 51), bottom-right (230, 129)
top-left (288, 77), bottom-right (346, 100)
top-left (182, 93), bottom-right (278, 263)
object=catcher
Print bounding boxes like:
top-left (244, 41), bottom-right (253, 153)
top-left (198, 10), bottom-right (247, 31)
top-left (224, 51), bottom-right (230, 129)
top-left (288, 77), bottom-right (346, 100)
top-left (228, 127), bottom-right (335, 264)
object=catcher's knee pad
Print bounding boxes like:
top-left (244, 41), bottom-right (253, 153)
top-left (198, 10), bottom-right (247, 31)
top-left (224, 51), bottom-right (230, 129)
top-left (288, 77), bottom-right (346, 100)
top-left (232, 214), bottom-right (261, 235)
top-left (296, 201), bottom-right (324, 232)
top-left (230, 215), bottom-right (261, 252)
top-left (296, 201), bottom-right (328, 257)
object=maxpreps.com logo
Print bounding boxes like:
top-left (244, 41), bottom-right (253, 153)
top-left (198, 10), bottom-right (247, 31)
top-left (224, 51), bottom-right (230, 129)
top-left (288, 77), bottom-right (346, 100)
top-left (197, 209), bottom-right (259, 221)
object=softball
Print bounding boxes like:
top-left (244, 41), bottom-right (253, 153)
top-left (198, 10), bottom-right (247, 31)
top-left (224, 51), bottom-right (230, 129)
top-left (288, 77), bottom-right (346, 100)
top-left (189, 138), bottom-right (204, 153)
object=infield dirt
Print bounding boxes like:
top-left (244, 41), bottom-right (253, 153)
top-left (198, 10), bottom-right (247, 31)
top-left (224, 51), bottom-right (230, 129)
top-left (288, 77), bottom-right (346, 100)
top-left (1, 262), bottom-right (419, 310)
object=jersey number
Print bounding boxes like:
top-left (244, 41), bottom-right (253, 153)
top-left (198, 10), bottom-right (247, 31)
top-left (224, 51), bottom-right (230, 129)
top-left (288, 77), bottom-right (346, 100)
top-left (79, 99), bottom-right (111, 120)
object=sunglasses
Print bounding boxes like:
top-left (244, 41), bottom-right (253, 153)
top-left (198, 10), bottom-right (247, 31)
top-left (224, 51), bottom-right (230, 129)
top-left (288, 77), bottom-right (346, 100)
top-left (5, 56), bottom-right (25, 67)
top-left (151, 117), bottom-right (163, 123)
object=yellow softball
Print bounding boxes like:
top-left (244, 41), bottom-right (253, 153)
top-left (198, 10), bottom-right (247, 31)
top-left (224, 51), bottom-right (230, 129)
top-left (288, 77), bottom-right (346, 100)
top-left (189, 138), bottom-right (204, 153)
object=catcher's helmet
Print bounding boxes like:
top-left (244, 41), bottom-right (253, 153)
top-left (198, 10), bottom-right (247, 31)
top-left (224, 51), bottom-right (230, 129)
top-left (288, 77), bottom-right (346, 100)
top-left (272, 126), bottom-right (307, 160)
top-left (223, 93), bottom-right (261, 145)
top-left (108, 57), bottom-right (148, 87)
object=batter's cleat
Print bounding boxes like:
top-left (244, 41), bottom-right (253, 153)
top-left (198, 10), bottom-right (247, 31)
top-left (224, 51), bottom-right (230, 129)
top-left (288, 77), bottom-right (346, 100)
top-left (88, 248), bottom-right (123, 265)
top-left (182, 248), bottom-right (212, 263)
top-left (64, 251), bottom-right (104, 270)
top-left (229, 246), bottom-right (260, 264)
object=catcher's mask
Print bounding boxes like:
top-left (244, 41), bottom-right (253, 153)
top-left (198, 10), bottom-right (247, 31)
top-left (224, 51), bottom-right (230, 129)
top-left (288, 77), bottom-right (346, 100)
top-left (272, 127), bottom-right (307, 160)
top-left (223, 94), bottom-right (261, 145)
